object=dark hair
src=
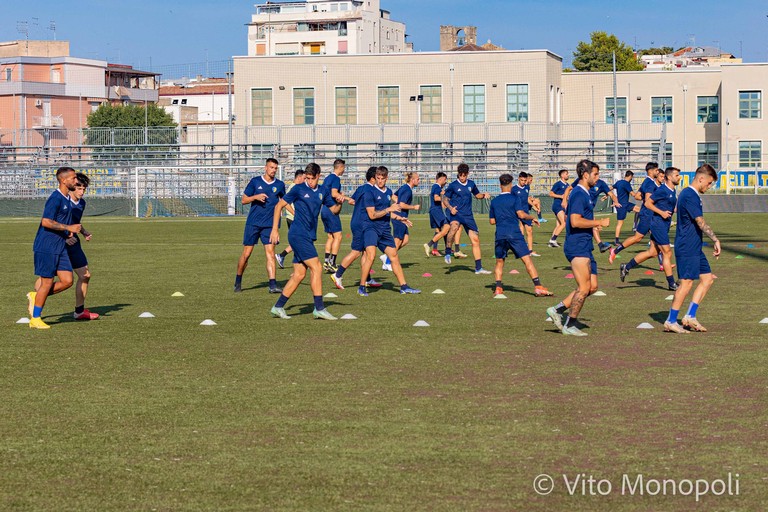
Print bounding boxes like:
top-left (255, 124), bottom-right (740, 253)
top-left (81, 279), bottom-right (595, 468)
top-left (499, 174), bottom-right (514, 186)
top-left (558, 169), bottom-right (569, 178)
top-left (365, 166), bottom-right (377, 181)
top-left (695, 163), bottom-right (718, 181)
top-left (436, 171), bottom-right (447, 180)
top-left (518, 172), bottom-right (527, 179)
top-left (75, 172), bottom-right (90, 187)
top-left (266, 158), bottom-right (279, 166)
top-left (576, 159), bottom-right (598, 179)
top-left (645, 162), bottom-right (659, 172)
top-left (56, 167), bottom-right (75, 181)
top-left (664, 167), bottom-right (680, 179)
top-left (294, 169), bottom-right (305, 179)
top-left (457, 163), bottom-right (469, 175)
top-left (304, 162), bottom-right (321, 177)
top-left (376, 165), bottom-right (389, 176)
top-left (624, 170), bottom-right (634, 178)
top-left (333, 158), bottom-right (345, 168)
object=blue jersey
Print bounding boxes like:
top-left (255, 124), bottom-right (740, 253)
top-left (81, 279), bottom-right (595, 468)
top-left (69, 197), bottom-right (86, 224)
top-left (613, 179), bottom-right (634, 206)
top-left (444, 179), bottom-right (480, 217)
top-left (430, 183), bottom-right (444, 209)
top-left (244, 176), bottom-right (286, 228)
top-left (564, 185), bottom-right (595, 254)
top-left (349, 184), bottom-right (372, 233)
top-left (394, 184), bottom-right (414, 219)
top-left (572, 178), bottom-right (611, 203)
top-left (282, 182), bottom-right (336, 241)
top-left (650, 183), bottom-right (677, 223)
top-left (363, 185), bottom-right (394, 235)
top-left (550, 180), bottom-right (568, 210)
top-left (512, 184), bottom-right (530, 213)
top-left (638, 177), bottom-right (658, 217)
top-left (489, 192), bottom-right (525, 240)
top-left (323, 173), bottom-right (342, 196)
top-left (675, 187), bottom-right (704, 254)
top-left (33, 189), bottom-right (73, 254)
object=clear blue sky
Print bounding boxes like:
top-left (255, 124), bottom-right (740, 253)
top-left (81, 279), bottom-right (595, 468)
top-left (2, 0), bottom-right (766, 70)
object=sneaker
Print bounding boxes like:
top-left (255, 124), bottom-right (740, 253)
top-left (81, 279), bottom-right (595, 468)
top-left (619, 263), bottom-right (629, 282)
top-left (275, 253), bottom-right (285, 269)
top-left (431, 249), bottom-right (441, 257)
top-left (539, 217), bottom-right (549, 223)
top-left (330, 273), bottom-right (344, 290)
top-left (546, 306), bottom-right (565, 330)
top-left (357, 288), bottom-right (369, 297)
top-left (28, 317), bottom-right (50, 330)
top-left (234, 283), bottom-right (242, 293)
top-left (26, 291), bottom-right (36, 317)
top-left (530, 252), bottom-right (541, 257)
top-left (608, 247), bottom-right (617, 264)
top-left (74, 309), bottom-right (100, 321)
top-left (534, 286), bottom-right (553, 297)
top-left (323, 262), bottom-right (332, 273)
top-left (313, 308), bottom-right (337, 320)
top-left (366, 278), bottom-right (383, 288)
top-left (423, 243), bottom-right (432, 257)
top-left (474, 268), bottom-right (491, 275)
top-left (268, 286), bottom-right (282, 294)
top-left (383, 264), bottom-right (392, 272)
top-left (548, 239), bottom-right (560, 248)
top-left (327, 262), bottom-right (338, 274)
top-left (493, 286), bottom-right (504, 296)
top-left (379, 254), bottom-right (388, 267)
top-left (682, 316), bottom-right (707, 332)
top-left (444, 254), bottom-right (452, 264)
top-left (562, 324), bottom-right (588, 336)
top-left (659, 265), bottom-right (665, 272)
top-left (664, 321), bottom-right (689, 334)
top-left (668, 282), bottom-right (678, 291)
top-left (270, 306), bottom-right (291, 319)
top-left (400, 286), bottom-right (421, 294)
top-left (454, 251), bottom-right (468, 259)
top-left (598, 242), bottom-right (612, 253)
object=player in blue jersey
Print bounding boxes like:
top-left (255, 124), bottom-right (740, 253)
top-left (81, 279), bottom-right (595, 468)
top-left (383, 171), bottom-right (421, 270)
top-left (321, 159), bottom-right (347, 273)
top-left (268, 163), bottom-right (343, 320)
top-left (547, 160), bottom-right (611, 337)
top-left (609, 162), bottom-right (660, 263)
top-left (612, 170), bottom-right (643, 245)
top-left (489, 174), bottom-right (553, 297)
top-left (547, 169), bottom-right (570, 248)
top-left (513, 172), bottom-right (540, 256)
top-left (235, 158), bottom-right (286, 293)
top-left (562, 173), bottom-right (621, 253)
top-left (663, 164), bottom-right (721, 333)
top-left (424, 172), bottom-right (451, 257)
top-left (26, 167), bottom-right (82, 329)
top-left (275, 169), bottom-right (306, 268)
top-left (619, 167), bottom-right (681, 290)
top-left (65, 173), bottom-right (99, 320)
top-left (443, 163), bottom-right (492, 273)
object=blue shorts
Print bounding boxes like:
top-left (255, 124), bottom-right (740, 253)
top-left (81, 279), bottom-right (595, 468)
top-left (552, 203), bottom-right (564, 216)
top-left (520, 217), bottom-right (533, 227)
top-left (495, 237), bottom-right (531, 260)
top-left (429, 208), bottom-right (448, 229)
top-left (363, 228), bottom-right (396, 252)
top-left (676, 250), bottom-right (711, 280)
top-left (66, 239), bottom-right (88, 269)
top-left (616, 203), bottom-right (635, 221)
top-left (448, 212), bottom-right (479, 234)
top-left (243, 224), bottom-right (272, 246)
top-left (288, 233), bottom-right (318, 265)
top-left (392, 220), bottom-right (409, 240)
top-left (34, 249), bottom-right (73, 278)
top-left (650, 220), bottom-right (672, 246)
top-left (565, 251), bottom-right (598, 275)
top-left (321, 206), bottom-right (342, 234)
top-left (635, 213), bottom-right (652, 236)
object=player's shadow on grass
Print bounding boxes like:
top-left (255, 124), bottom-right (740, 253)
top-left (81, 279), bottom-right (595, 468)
top-left (617, 278), bottom-right (668, 290)
top-left (484, 284), bottom-right (537, 297)
top-left (648, 311), bottom-right (669, 324)
top-left (445, 264), bottom-right (473, 275)
top-left (47, 303), bottom-right (132, 324)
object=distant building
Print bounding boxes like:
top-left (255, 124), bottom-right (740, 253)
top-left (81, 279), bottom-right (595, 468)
top-left (159, 77), bottom-right (233, 125)
top-left (641, 46), bottom-right (742, 70)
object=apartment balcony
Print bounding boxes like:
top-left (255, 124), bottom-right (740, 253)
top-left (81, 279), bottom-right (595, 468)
top-left (32, 115), bottom-right (64, 129)
top-left (0, 81), bottom-right (66, 96)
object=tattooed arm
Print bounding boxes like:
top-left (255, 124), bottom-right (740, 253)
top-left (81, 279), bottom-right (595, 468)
top-left (695, 216), bottom-right (721, 258)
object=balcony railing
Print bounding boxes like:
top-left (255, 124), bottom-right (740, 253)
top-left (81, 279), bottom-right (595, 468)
top-left (32, 115), bottom-right (64, 129)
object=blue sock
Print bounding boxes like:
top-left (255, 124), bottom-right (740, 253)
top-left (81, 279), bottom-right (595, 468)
top-left (532, 277), bottom-right (541, 286)
top-left (626, 258), bottom-right (638, 270)
top-left (475, 259), bottom-right (482, 271)
top-left (614, 243), bottom-right (625, 254)
top-left (385, 256), bottom-right (391, 265)
top-left (658, 254), bottom-right (664, 265)
top-left (32, 305), bottom-right (43, 319)
top-left (400, 284), bottom-right (408, 291)
top-left (275, 294), bottom-right (289, 308)
top-left (445, 247), bottom-right (452, 256)
top-left (269, 279), bottom-right (277, 289)
top-left (313, 295), bottom-right (324, 310)
top-left (495, 280), bottom-right (502, 289)
top-left (336, 265), bottom-right (346, 278)
top-left (666, 275), bottom-right (675, 287)
top-left (614, 238), bottom-right (620, 245)
top-left (686, 302), bottom-right (699, 318)
top-left (667, 308), bottom-right (679, 324)
top-left (235, 275), bottom-right (242, 286)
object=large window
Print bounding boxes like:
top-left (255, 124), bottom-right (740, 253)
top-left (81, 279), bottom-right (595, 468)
top-left (651, 142), bottom-right (673, 169)
top-left (463, 85), bottom-right (485, 123)
top-left (378, 86), bottom-right (399, 124)
top-left (293, 88), bottom-right (314, 125)
top-left (651, 96), bottom-right (673, 123)
top-left (335, 87), bottom-right (356, 125)
top-left (697, 96), bottom-right (719, 123)
top-left (739, 91), bottom-right (761, 119)
top-left (251, 88), bottom-right (272, 126)
top-left (605, 97), bottom-right (627, 124)
top-left (697, 143), bottom-right (719, 168)
top-left (506, 84), bottom-right (528, 122)
top-left (739, 141), bottom-right (762, 168)
top-left (420, 85), bottom-right (441, 123)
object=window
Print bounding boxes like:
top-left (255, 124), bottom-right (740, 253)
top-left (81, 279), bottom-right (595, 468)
top-left (739, 91), bottom-right (761, 119)
top-left (606, 143), bottom-right (629, 170)
top-left (335, 87), bottom-right (356, 125)
top-left (463, 85), bottom-right (485, 123)
top-left (651, 142), bottom-right (673, 169)
top-left (697, 96), bottom-right (719, 123)
top-left (739, 141), bottom-right (761, 168)
top-left (181, 99), bottom-right (187, 105)
top-left (89, 101), bottom-right (101, 113)
top-left (293, 88), bottom-right (314, 125)
top-left (506, 84), bottom-right (528, 122)
top-left (697, 142), bottom-right (719, 168)
top-left (507, 142), bottom-right (529, 172)
top-left (605, 97), bottom-right (627, 124)
top-left (420, 85), bottom-right (441, 123)
top-left (5, 68), bottom-right (10, 81)
top-left (378, 86), bottom-right (399, 124)
top-left (651, 97), bottom-right (673, 123)
top-left (251, 88), bottom-right (273, 126)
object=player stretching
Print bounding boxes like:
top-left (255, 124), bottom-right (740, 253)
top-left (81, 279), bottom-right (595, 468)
top-left (547, 160), bottom-right (610, 336)
top-left (612, 170), bottom-right (642, 245)
top-left (382, 171), bottom-right (421, 270)
top-left (663, 164), bottom-right (721, 333)
top-left (547, 169), bottom-right (569, 248)
top-left (609, 162), bottom-right (660, 263)
top-left (443, 163), bottom-right (491, 273)
top-left (489, 174), bottom-right (553, 297)
top-left (424, 172), bottom-right (450, 257)
top-left (513, 172), bottom-right (540, 256)
top-left (321, 158), bottom-right (347, 273)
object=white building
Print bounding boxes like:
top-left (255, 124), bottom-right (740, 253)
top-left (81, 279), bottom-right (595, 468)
top-left (247, 0), bottom-right (411, 57)
top-left (158, 78), bottom-right (233, 124)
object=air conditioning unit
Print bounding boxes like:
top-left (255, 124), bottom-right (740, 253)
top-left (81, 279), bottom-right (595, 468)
top-left (35, 99), bottom-right (43, 107)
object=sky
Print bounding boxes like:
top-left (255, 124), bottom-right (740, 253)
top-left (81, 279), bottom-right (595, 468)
top-left (2, 0), bottom-right (766, 72)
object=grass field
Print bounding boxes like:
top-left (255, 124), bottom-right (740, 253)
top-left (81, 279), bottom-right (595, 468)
top-left (2, 213), bottom-right (767, 511)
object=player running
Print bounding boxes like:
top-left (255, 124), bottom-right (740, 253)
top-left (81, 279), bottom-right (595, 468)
top-left (609, 162), bottom-right (660, 263)
top-left (424, 172), bottom-right (451, 257)
top-left (547, 169), bottom-right (569, 248)
top-left (443, 163), bottom-right (491, 273)
top-left (611, 170), bottom-right (642, 245)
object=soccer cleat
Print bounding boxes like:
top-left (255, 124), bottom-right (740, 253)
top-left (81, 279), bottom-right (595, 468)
top-left (493, 286), bottom-right (504, 296)
top-left (383, 264), bottom-right (393, 272)
top-left (562, 324), bottom-right (588, 336)
top-left (444, 254), bottom-right (452, 264)
top-left (474, 268), bottom-right (492, 275)
top-left (608, 247), bottom-right (617, 264)
top-left (270, 306), bottom-right (291, 319)
top-left (534, 286), bottom-right (553, 297)
top-left (539, 217), bottom-right (549, 223)
top-left (399, 286), bottom-right (421, 294)
top-left (366, 278), bottom-right (383, 288)
top-left (234, 283), bottom-right (242, 293)
top-left (357, 288), bottom-right (369, 297)
top-left (26, 291), bottom-right (36, 317)
top-left (28, 317), bottom-right (50, 330)
top-left (330, 273), bottom-right (344, 290)
top-left (682, 316), bottom-right (707, 332)
top-left (268, 286), bottom-right (282, 294)
top-left (454, 251), bottom-right (468, 259)
top-left (619, 263), bottom-right (629, 282)
top-left (530, 252), bottom-right (541, 257)
top-left (431, 249), bottom-right (441, 257)
top-left (275, 253), bottom-right (285, 269)
top-left (327, 262), bottom-right (338, 273)
top-left (313, 308), bottom-right (337, 320)
top-left (548, 239), bottom-right (560, 248)
top-left (668, 282), bottom-right (678, 291)
top-left (423, 243), bottom-right (432, 257)
top-left (546, 307), bottom-right (565, 330)
top-left (664, 321), bottom-right (689, 334)
top-left (74, 309), bottom-right (99, 321)
top-left (598, 242), bottom-right (612, 253)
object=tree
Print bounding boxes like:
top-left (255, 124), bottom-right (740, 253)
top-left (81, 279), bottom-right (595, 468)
top-left (572, 32), bottom-right (644, 72)
top-left (637, 46), bottom-right (674, 57)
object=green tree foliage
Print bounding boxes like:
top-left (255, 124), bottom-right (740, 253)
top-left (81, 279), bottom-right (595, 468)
top-left (637, 46), bottom-right (674, 57)
top-left (572, 32), bottom-right (644, 72)
top-left (87, 103), bottom-right (176, 129)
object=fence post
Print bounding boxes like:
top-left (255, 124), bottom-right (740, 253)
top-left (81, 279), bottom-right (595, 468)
top-left (134, 166), bottom-right (140, 218)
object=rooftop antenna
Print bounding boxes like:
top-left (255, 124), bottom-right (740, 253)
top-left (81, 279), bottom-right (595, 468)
top-left (49, 20), bottom-right (57, 40)
top-left (16, 21), bottom-right (29, 52)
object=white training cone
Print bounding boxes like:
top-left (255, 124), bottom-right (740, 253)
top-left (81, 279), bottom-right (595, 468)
top-left (200, 319), bottom-right (217, 326)
top-left (413, 320), bottom-right (430, 327)
top-left (493, 294), bottom-right (508, 299)
top-left (139, 312), bottom-right (155, 318)
top-left (340, 314), bottom-right (357, 320)
top-left (324, 292), bottom-right (338, 298)
top-left (172, 292), bottom-right (185, 297)
top-left (545, 317), bottom-right (553, 322)
top-left (636, 322), bottom-right (654, 329)
top-left (16, 317), bottom-right (30, 324)
top-left (665, 295), bottom-right (674, 301)
top-left (592, 290), bottom-right (607, 297)
top-left (509, 269), bottom-right (520, 275)
top-left (432, 289), bottom-right (445, 294)
top-left (760, 318), bottom-right (768, 324)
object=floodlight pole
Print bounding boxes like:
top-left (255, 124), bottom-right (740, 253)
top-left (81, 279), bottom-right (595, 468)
top-left (612, 52), bottom-right (619, 172)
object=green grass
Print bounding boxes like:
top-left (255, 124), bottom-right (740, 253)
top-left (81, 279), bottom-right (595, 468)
top-left (1, 214), bottom-right (767, 511)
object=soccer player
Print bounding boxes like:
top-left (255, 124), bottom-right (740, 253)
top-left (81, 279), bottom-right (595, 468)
top-left (609, 162), bottom-right (660, 263)
top-left (384, 171), bottom-right (421, 270)
top-left (321, 158), bottom-right (347, 273)
top-left (513, 172), bottom-right (539, 256)
top-left (547, 169), bottom-right (569, 248)
top-left (269, 163), bottom-right (341, 320)
top-left (424, 172), bottom-right (450, 257)
top-left (489, 174), bottom-right (553, 297)
top-left (66, 172), bottom-right (99, 320)
top-left (275, 169), bottom-right (305, 268)
top-left (547, 159), bottom-right (610, 337)
top-left (235, 158), bottom-right (285, 293)
top-left (26, 166), bottom-right (82, 329)
top-left (562, 172), bottom-right (620, 253)
top-left (357, 166), bottom-right (420, 296)
top-left (443, 163), bottom-right (492, 273)
top-left (619, 167), bottom-right (681, 290)
top-left (612, 170), bottom-right (642, 244)
top-left (663, 164), bottom-right (721, 333)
